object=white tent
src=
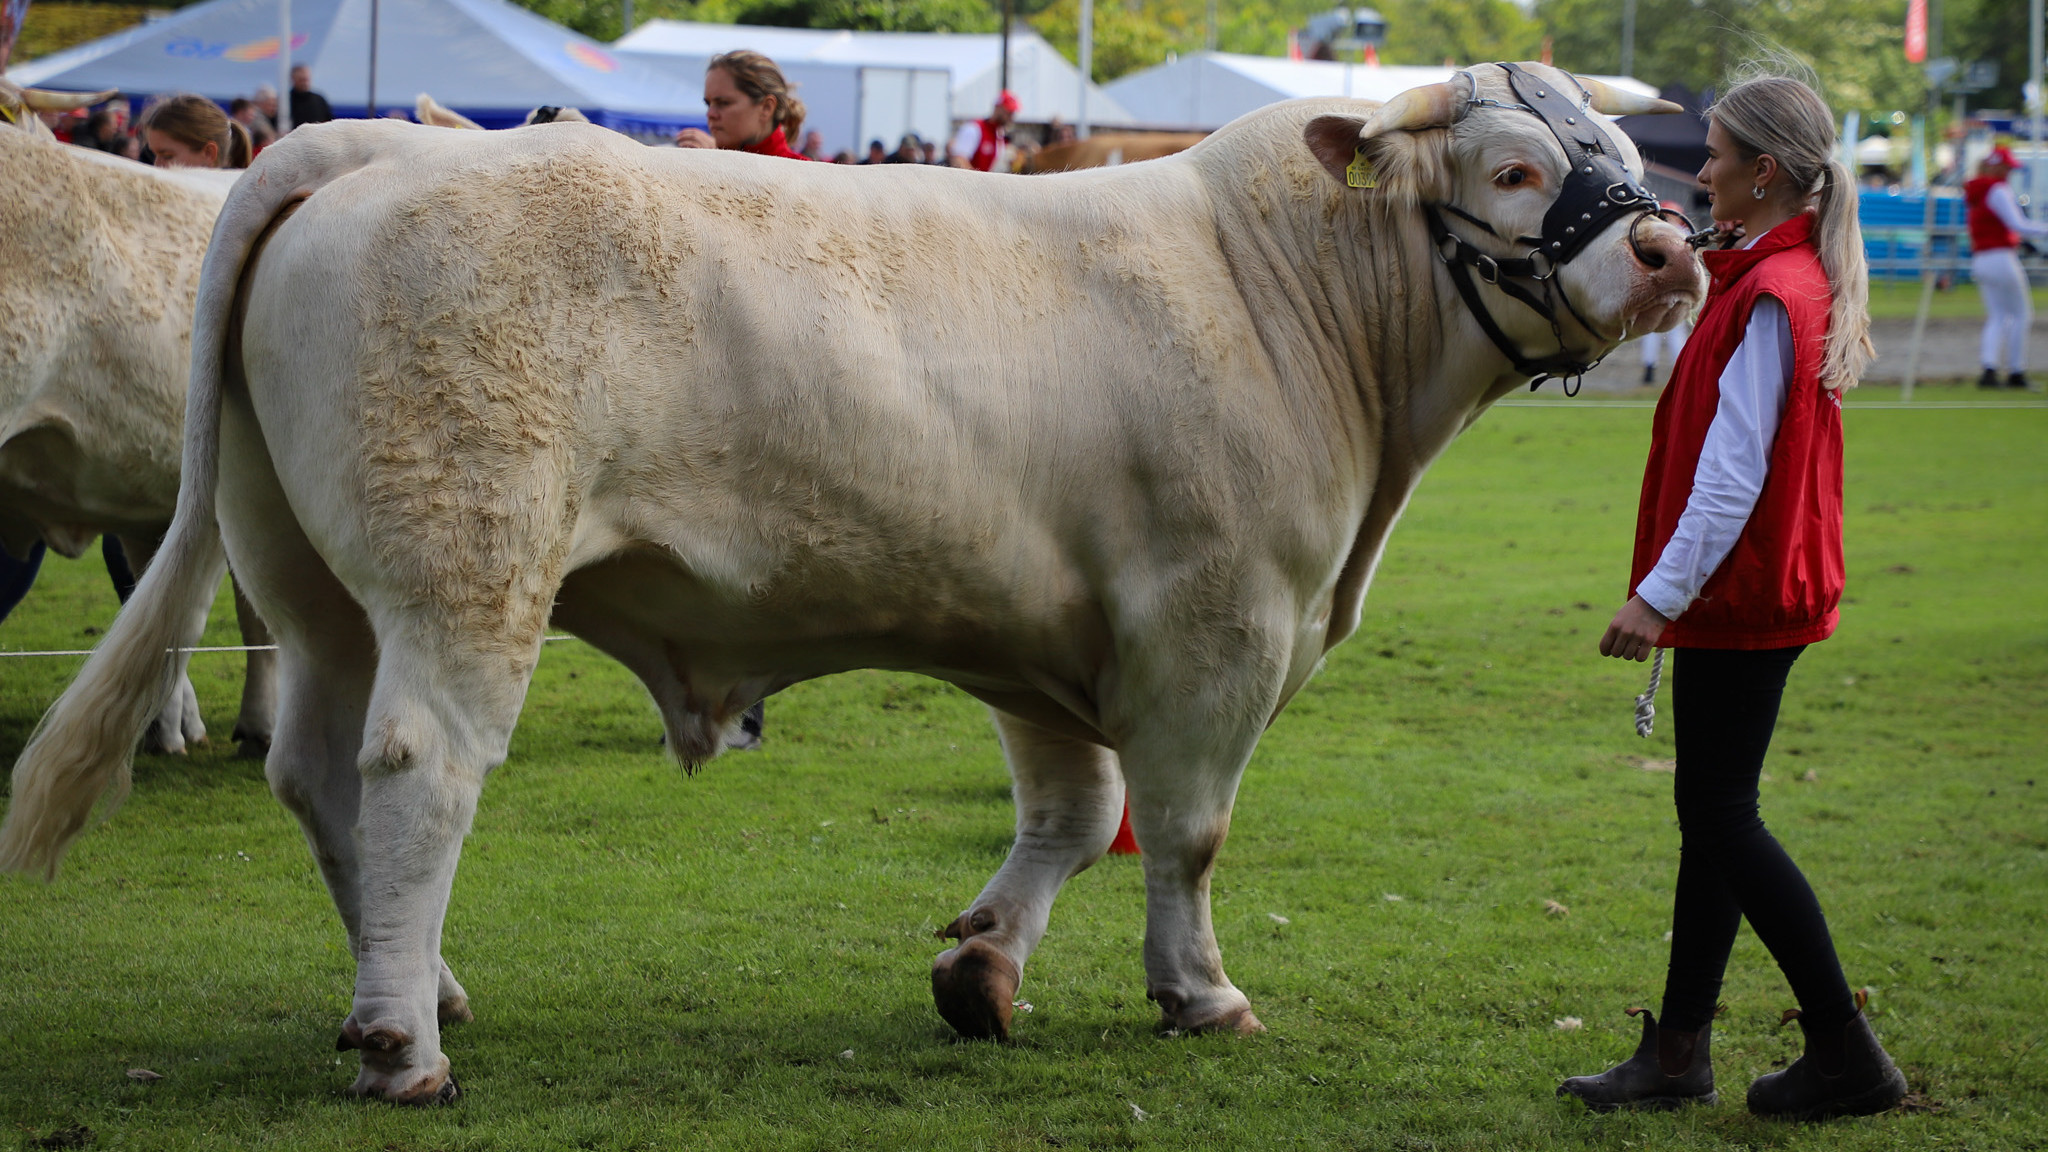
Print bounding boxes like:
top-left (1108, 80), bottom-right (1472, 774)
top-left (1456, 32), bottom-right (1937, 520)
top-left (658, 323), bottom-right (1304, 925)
top-left (613, 20), bottom-right (1136, 135)
top-left (8, 0), bottom-right (706, 135)
top-left (1106, 52), bottom-right (1660, 132)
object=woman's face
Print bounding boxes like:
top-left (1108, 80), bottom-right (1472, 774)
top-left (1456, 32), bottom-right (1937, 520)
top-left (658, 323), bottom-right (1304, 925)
top-left (1697, 118), bottom-right (1764, 226)
top-left (703, 67), bottom-right (775, 149)
top-left (147, 128), bottom-right (219, 169)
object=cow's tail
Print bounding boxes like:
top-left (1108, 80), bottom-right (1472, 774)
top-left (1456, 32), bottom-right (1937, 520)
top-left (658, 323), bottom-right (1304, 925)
top-left (0, 127), bottom-right (385, 879)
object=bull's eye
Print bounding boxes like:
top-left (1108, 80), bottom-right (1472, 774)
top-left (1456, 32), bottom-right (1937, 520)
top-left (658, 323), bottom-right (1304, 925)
top-left (1494, 166), bottom-right (1530, 188)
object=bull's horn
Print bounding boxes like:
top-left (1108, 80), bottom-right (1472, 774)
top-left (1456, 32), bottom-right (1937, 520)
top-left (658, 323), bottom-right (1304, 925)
top-left (1359, 81), bottom-right (1467, 140)
top-left (1576, 76), bottom-right (1683, 116)
top-left (20, 87), bottom-right (119, 112)
top-left (415, 93), bottom-right (483, 130)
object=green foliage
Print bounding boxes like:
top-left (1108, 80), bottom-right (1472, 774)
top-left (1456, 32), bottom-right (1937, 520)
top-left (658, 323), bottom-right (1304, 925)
top-left (1377, 0), bottom-right (1539, 69)
top-left (1532, 0), bottom-right (1925, 115)
top-left (2, 389), bottom-right (2044, 1149)
top-left (12, 3), bottom-right (157, 63)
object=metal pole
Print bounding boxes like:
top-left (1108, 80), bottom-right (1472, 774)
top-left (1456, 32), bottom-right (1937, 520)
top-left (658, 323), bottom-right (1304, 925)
top-left (276, 0), bottom-right (292, 133)
top-left (1621, 0), bottom-right (1636, 77)
top-left (999, 0), bottom-right (1011, 98)
top-left (1204, 0), bottom-right (1216, 53)
top-left (622, 0), bottom-right (632, 35)
top-left (2033, 0), bottom-right (2044, 202)
top-left (1902, 84), bottom-right (1941, 401)
top-left (1077, 0), bottom-right (1092, 139)
top-left (366, 0), bottom-right (378, 119)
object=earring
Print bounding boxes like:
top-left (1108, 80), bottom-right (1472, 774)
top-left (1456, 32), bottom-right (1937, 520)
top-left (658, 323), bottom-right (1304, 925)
top-left (1752, 186), bottom-right (1766, 200)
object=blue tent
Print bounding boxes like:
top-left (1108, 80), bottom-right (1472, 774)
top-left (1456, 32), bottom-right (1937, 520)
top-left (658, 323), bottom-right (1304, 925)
top-left (8, 0), bottom-right (704, 135)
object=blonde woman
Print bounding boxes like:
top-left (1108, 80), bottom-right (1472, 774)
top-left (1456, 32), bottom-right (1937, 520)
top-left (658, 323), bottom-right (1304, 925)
top-left (139, 93), bottom-right (251, 168)
top-left (1559, 72), bottom-right (1905, 1121)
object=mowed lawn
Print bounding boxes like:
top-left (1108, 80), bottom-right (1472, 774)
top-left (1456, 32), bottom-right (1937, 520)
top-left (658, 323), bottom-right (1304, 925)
top-left (1, 387), bottom-right (2042, 1151)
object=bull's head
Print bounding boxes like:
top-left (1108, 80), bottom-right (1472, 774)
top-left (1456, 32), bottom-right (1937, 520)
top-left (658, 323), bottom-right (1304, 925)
top-left (1304, 63), bottom-right (1704, 384)
top-left (0, 80), bottom-right (119, 140)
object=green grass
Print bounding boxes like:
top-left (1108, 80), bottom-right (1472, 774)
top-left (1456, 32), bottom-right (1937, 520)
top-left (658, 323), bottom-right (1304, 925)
top-left (2, 387), bottom-right (2043, 1150)
top-left (1864, 278), bottom-right (2048, 321)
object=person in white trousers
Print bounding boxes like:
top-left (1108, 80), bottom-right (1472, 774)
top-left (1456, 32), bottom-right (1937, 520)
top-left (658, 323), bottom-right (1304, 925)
top-left (1964, 146), bottom-right (2048, 389)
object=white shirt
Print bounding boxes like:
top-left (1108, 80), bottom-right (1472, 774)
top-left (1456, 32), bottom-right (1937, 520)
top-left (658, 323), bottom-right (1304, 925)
top-left (1985, 181), bottom-right (2048, 241)
top-left (1635, 230), bottom-right (1794, 621)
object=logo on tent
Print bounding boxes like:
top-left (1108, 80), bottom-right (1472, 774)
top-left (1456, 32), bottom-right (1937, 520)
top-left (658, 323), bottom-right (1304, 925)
top-left (165, 32), bottom-right (307, 61)
top-left (565, 41), bottom-right (617, 73)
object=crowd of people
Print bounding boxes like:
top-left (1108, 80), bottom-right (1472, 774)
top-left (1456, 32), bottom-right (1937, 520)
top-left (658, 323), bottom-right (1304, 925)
top-left (38, 62), bottom-right (334, 169)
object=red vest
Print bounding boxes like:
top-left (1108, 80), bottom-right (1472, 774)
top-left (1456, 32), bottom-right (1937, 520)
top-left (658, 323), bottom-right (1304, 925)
top-left (741, 126), bottom-right (815, 161)
top-left (1965, 176), bottom-right (2018, 252)
top-left (969, 119), bottom-right (1004, 172)
top-left (1630, 212), bottom-right (1844, 650)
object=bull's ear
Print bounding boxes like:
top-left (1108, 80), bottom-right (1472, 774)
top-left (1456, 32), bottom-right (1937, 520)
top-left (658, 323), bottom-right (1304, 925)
top-left (1304, 114), bottom-right (1370, 186)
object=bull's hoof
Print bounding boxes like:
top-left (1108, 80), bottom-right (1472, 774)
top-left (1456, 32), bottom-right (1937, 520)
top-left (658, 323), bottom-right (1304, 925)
top-left (1151, 989), bottom-right (1266, 1036)
top-left (348, 1058), bottom-right (460, 1105)
top-left (931, 936), bottom-right (1020, 1041)
top-left (338, 1020), bottom-right (459, 1104)
top-left (232, 726), bottom-right (272, 759)
top-left (438, 991), bottom-right (474, 1026)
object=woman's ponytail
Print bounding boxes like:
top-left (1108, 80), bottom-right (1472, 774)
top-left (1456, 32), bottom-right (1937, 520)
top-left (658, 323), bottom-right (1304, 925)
top-left (225, 118), bottom-right (253, 167)
top-left (1810, 157), bottom-right (1873, 390)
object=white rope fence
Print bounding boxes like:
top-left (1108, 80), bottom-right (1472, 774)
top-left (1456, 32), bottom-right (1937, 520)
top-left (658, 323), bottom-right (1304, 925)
top-left (0, 635), bottom-right (580, 659)
top-left (1633, 648), bottom-right (1665, 738)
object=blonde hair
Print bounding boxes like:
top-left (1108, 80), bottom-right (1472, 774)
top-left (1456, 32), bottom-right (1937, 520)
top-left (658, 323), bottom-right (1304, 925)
top-left (1708, 72), bottom-right (1871, 390)
top-left (141, 93), bottom-right (252, 168)
top-left (708, 50), bottom-right (805, 143)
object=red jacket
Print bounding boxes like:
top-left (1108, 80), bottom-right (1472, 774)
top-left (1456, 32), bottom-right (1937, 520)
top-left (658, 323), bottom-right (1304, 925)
top-left (1631, 212), bottom-right (1844, 649)
top-left (966, 118), bottom-right (1005, 172)
top-left (1965, 176), bottom-right (2018, 252)
top-left (741, 126), bottom-right (815, 161)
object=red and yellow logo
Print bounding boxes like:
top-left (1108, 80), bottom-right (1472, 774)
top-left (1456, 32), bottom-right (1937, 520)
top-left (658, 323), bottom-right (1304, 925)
top-left (565, 41), bottom-right (617, 72)
top-left (223, 32), bottom-right (309, 62)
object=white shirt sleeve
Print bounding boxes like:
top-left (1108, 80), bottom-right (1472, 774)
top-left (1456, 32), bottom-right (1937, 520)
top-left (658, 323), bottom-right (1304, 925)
top-left (1635, 296), bottom-right (1793, 620)
top-left (950, 121), bottom-right (982, 160)
top-left (1987, 182), bottom-right (2048, 240)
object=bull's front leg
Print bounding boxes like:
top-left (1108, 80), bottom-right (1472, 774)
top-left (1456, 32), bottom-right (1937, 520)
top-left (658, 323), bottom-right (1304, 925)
top-left (229, 577), bottom-right (277, 757)
top-left (933, 711), bottom-right (1125, 1039)
top-left (1114, 663), bottom-right (1277, 1036)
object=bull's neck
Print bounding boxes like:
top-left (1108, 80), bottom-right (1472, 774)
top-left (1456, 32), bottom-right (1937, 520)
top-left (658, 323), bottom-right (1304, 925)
top-left (1204, 164), bottom-right (1511, 495)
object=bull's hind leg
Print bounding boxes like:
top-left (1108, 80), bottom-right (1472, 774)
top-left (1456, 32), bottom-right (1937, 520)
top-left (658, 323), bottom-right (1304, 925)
top-left (114, 532), bottom-right (207, 755)
top-left (215, 395), bottom-right (477, 1054)
top-left (933, 711), bottom-right (1125, 1039)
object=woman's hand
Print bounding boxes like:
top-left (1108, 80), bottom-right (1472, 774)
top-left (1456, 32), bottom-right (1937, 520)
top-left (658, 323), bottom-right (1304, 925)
top-left (674, 127), bottom-right (716, 149)
top-left (1600, 595), bottom-right (1670, 661)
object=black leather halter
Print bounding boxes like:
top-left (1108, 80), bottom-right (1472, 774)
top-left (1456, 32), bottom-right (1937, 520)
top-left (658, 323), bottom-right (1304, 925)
top-left (1426, 62), bottom-right (1661, 393)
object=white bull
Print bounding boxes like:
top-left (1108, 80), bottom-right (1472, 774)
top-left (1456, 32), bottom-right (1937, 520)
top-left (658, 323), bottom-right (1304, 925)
top-left (0, 63), bottom-right (1702, 1102)
top-left (0, 88), bottom-right (275, 754)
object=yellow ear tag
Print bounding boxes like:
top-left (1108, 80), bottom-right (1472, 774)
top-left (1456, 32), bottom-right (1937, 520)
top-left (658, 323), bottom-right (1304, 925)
top-left (1346, 148), bottom-right (1378, 189)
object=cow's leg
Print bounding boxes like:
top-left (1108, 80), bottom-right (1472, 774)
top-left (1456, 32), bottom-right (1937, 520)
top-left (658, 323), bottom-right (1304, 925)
top-left (933, 711), bottom-right (1124, 1039)
top-left (228, 577), bottom-right (277, 758)
top-left (215, 395), bottom-right (476, 1058)
top-left (334, 624), bottom-right (538, 1103)
top-left (1116, 683), bottom-right (1275, 1036)
top-left (115, 532), bottom-right (207, 756)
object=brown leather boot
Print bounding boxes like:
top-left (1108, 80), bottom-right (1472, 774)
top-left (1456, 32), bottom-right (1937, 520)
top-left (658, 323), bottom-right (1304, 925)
top-left (1558, 1007), bottom-right (1717, 1112)
top-left (1747, 994), bottom-right (1907, 1121)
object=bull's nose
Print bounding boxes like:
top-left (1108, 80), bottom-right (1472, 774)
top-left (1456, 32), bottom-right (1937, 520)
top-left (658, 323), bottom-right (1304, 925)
top-left (1628, 216), bottom-right (1688, 271)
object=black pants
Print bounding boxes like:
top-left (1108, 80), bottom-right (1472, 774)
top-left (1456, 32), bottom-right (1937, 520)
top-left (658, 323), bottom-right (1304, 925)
top-left (1658, 646), bottom-right (1858, 1033)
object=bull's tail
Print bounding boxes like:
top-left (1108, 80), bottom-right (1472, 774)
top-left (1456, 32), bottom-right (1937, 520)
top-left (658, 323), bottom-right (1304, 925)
top-left (0, 125), bottom-right (392, 878)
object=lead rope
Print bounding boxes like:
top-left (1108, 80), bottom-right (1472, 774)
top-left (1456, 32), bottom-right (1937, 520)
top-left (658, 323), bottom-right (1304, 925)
top-left (1633, 648), bottom-right (1665, 738)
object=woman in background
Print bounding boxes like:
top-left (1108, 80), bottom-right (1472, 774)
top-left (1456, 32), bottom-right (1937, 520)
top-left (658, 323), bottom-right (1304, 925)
top-left (674, 50), bottom-right (813, 161)
top-left (1558, 71), bottom-right (1907, 1122)
top-left (139, 94), bottom-right (251, 169)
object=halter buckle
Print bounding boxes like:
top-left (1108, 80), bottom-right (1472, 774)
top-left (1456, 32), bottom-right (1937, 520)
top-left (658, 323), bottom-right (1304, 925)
top-left (1473, 253), bottom-right (1501, 284)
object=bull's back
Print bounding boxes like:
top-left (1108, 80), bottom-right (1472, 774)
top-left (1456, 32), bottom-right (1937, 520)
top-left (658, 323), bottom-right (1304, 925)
top-left (247, 125), bottom-right (1321, 649)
